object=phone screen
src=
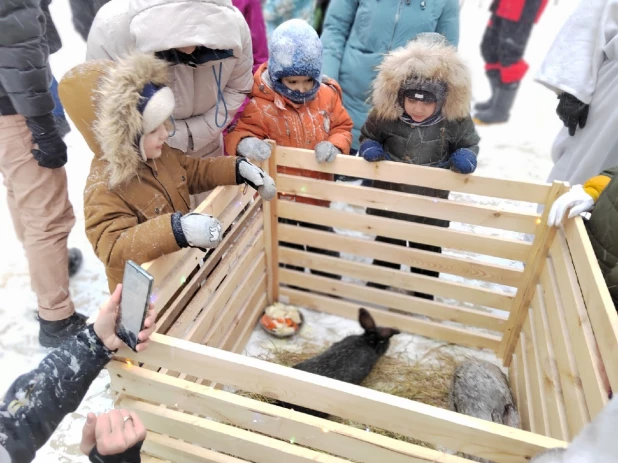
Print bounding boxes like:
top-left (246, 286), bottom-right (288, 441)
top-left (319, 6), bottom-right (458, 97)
top-left (118, 261), bottom-right (153, 351)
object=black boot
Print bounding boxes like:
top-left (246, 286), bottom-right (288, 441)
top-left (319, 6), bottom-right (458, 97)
top-left (473, 82), bottom-right (520, 125)
top-left (68, 248), bottom-right (83, 277)
top-left (38, 312), bottom-right (88, 348)
top-left (474, 70), bottom-right (500, 111)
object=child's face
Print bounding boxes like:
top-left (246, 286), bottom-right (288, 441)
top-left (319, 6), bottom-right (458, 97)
top-left (404, 98), bottom-right (437, 123)
top-left (176, 46), bottom-right (197, 55)
top-left (281, 76), bottom-right (314, 94)
top-left (142, 124), bottom-right (168, 159)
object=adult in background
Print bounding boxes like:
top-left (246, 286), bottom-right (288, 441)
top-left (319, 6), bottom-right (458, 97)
top-left (263, 0), bottom-right (315, 38)
top-left (87, 0), bottom-right (253, 205)
top-left (473, 0), bottom-right (548, 125)
top-left (0, 284), bottom-right (156, 462)
top-left (0, 0), bottom-right (85, 348)
top-left (320, 0), bottom-right (460, 155)
top-left (535, 0), bottom-right (618, 186)
top-left (68, 0), bottom-right (111, 41)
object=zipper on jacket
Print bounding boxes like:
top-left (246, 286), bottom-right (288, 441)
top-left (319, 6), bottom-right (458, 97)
top-left (388, 0), bottom-right (404, 51)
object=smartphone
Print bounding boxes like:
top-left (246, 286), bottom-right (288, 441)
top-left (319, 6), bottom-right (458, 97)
top-left (117, 260), bottom-right (154, 352)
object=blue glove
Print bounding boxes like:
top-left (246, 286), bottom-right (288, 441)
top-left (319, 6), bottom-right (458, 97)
top-left (359, 139), bottom-right (387, 162)
top-left (449, 148), bottom-right (477, 174)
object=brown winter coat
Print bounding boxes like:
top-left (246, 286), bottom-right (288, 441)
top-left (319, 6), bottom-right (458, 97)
top-left (225, 62), bottom-right (353, 206)
top-left (59, 56), bottom-right (237, 292)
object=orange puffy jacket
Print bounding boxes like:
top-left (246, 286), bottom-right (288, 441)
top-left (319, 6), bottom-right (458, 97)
top-left (225, 62), bottom-right (353, 206)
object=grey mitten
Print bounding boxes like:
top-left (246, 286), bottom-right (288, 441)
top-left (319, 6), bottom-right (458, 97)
top-left (314, 141), bottom-right (340, 163)
top-left (179, 213), bottom-right (223, 249)
top-left (236, 158), bottom-right (276, 200)
top-left (237, 137), bottom-right (272, 161)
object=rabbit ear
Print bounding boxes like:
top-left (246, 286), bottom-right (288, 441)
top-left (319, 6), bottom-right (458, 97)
top-left (358, 308), bottom-right (376, 331)
top-left (377, 327), bottom-right (400, 339)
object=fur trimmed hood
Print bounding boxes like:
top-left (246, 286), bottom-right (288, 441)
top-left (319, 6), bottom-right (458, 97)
top-left (371, 33), bottom-right (472, 122)
top-left (92, 53), bottom-right (171, 188)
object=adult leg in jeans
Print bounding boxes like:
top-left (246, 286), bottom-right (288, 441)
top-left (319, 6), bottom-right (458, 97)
top-left (365, 207), bottom-right (406, 290)
top-left (50, 75), bottom-right (71, 138)
top-left (408, 241), bottom-right (441, 300)
top-left (302, 221), bottom-right (341, 280)
top-left (0, 115), bottom-right (81, 345)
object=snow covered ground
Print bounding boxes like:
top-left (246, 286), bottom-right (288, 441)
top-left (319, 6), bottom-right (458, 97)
top-left (0, 0), bottom-right (579, 460)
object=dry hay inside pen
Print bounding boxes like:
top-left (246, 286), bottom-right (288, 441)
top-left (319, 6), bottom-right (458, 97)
top-left (240, 343), bottom-right (467, 449)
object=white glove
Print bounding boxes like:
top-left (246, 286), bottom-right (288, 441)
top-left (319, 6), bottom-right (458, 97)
top-left (237, 137), bottom-right (272, 161)
top-left (236, 158), bottom-right (276, 201)
top-left (180, 213), bottom-right (223, 249)
top-left (314, 141), bottom-right (340, 163)
top-left (547, 185), bottom-right (595, 227)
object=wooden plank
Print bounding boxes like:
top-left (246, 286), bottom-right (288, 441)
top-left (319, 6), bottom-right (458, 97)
top-left (539, 264), bottom-right (589, 437)
top-left (157, 199), bottom-right (262, 334)
top-left (218, 279), bottom-right (267, 351)
top-left (120, 398), bottom-right (352, 463)
top-left (275, 147), bottom-right (551, 203)
top-left (278, 200), bottom-right (531, 262)
top-left (182, 245), bottom-right (265, 344)
top-left (143, 186), bottom-right (243, 312)
top-left (277, 174), bottom-right (540, 234)
top-left (228, 293), bottom-right (267, 354)
top-left (165, 218), bottom-right (264, 338)
top-left (280, 288), bottom-right (502, 351)
top-left (203, 266), bottom-right (266, 348)
top-left (144, 432), bottom-right (251, 463)
top-left (531, 289), bottom-right (569, 441)
top-left (508, 353), bottom-right (520, 425)
top-left (279, 269), bottom-right (507, 332)
top-left (279, 247), bottom-right (514, 311)
top-left (523, 316), bottom-right (548, 435)
top-left (109, 363), bottom-right (473, 463)
top-left (563, 218), bottom-right (618, 396)
top-left (115, 335), bottom-right (566, 463)
top-left (515, 342), bottom-right (531, 432)
top-left (499, 182), bottom-right (565, 364)
top-left (262, 142), bottom-right (280, 304)
top-left (279, 224), bottom-right (523, 287)
top-left (550, 232), bottom-right (609, 418)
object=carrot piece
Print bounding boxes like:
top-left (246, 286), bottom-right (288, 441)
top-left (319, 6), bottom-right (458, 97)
top-left (261, 314), bottom-right (277, 330)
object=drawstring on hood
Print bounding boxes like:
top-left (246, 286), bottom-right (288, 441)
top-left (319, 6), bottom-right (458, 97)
top-left (213, 62), bottom-right (229, 128)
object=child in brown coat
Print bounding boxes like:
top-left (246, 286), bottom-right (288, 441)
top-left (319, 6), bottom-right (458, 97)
top-left (60, 53), bottom-right (275, 291)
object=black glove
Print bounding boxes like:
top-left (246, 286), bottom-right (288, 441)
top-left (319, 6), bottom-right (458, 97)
top-left (25, 113), bottom-right (68, 169)
top-left (89, 440), bottom-right (143, 463)
top-left (556, 93), bottom-right (589, 137)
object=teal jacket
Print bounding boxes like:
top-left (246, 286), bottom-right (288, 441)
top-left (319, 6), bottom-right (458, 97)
top-left (320, 0), bottom-right (460, 150)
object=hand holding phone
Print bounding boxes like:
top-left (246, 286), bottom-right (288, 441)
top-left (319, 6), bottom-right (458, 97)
top-left (94, 283), bottom-right (156, 352)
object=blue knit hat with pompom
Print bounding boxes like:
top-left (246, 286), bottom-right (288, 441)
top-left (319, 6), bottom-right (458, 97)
top-left (268, 19), bottom-right (322, 103)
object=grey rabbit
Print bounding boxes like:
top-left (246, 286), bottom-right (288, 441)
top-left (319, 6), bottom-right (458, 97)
top-left (275, 308), bottom-right (400, 418)
top-left (449, 359), bottom-right (521, 463)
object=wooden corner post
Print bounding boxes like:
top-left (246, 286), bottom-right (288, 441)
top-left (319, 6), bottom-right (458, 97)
top-left (499, 181), bottom-right (566, 366)
top-left (261, 140), bottom-right (280, 304)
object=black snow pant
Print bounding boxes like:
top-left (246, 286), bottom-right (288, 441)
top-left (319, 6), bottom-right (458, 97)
top-left (481, 0), bottom-right (546, 84)
top-left (365, 207), bottom-right (444, 301)
top-left (279, 218), bottom-right (341, 282)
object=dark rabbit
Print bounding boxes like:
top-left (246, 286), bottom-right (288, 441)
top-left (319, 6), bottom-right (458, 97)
top-left (449, 359), bottom-right (521, 463)
top-left (275, 308), bottom-right (400, 418)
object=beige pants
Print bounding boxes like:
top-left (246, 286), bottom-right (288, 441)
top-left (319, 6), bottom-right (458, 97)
top-left (0, 115), bottom-right (76, 321)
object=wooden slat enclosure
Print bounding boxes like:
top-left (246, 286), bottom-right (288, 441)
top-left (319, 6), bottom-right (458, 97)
top-left (107, 146), bottom-right (617, 462)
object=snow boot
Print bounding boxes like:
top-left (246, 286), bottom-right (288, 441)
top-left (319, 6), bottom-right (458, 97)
top-left (38, 312), bottom-right (88, 348)
top-left (473, 82), bottom-right (520, 125)
top-left (474, 70), bottom-right (500, 111)
top-left (68, 248), bottom-right (83, 278)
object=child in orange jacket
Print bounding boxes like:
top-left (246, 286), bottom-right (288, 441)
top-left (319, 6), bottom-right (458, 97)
top-left (225, 19), bottom-right (353, 281)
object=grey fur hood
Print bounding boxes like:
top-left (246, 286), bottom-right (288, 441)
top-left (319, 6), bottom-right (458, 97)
top-left (371, 33), bottom-right (472, 122)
